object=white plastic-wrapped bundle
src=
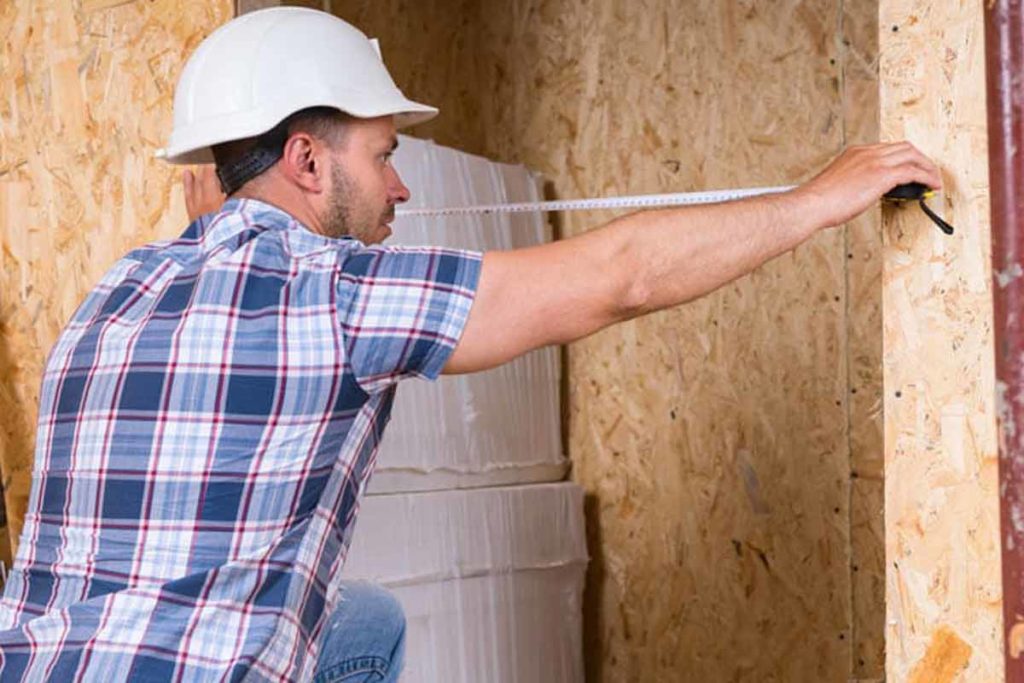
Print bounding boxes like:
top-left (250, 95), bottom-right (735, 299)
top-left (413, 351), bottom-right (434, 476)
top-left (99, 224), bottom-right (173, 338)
top-left (368, 137), bottom-right (566, 493)
top-left (342, 483), bottom-right (587, 683)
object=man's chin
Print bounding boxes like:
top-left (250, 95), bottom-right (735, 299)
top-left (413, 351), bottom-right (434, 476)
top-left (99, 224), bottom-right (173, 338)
top-left (359, 224), bottom-right (392, 245)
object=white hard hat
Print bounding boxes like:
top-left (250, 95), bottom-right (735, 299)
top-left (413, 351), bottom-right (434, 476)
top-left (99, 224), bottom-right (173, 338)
top-left (161, 7), bottom-right (437, 165)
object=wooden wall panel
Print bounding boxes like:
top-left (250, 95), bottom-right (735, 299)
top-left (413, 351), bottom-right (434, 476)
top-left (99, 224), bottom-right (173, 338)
top-left (879, 1), bottom-right (1002, 680)
top-left (523, 6), bottom-right (850, 678)
top-left (841, 1), bottom-right (885, 678)
top-left (335, 1), bottom-right (882, 680)
top-left (236, 0), bottom-right (327, 13)
top-left (0, 0), bottom-right (233, 558)
top-left (330, 0), bottom-right (486, 158)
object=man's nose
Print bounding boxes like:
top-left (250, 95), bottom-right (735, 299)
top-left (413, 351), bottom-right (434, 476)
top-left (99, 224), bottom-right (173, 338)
top-left (387, 166), bottom-right (410, 204)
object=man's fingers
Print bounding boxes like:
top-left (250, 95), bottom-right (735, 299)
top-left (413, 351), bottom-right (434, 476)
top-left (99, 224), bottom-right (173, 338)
top-left (183, 170), bottom-right (196, 215)
top-left (913, 161), bottom-right (943, 190)
top-left (195, 166), bottom-right (207, 197)
top-left (877, 149), bottom-right (942, 190)
top-left (801, 142), bottom-right (944, 229)
top-left (877, 141), bottom-right (916, 156)
top-left (897, 162), bottom-right (943, 191)
top-left (897, 160), bottom-right (942, 190)
top-left (198, 165), bottom-right (225, 204)
top-left (883, 143), bottom-right (943, 189)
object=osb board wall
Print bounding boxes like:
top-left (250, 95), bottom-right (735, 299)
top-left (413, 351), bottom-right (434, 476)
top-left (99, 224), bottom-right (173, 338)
top-left (879, 1), bottom-right (1002, 681)
top-left (335, 0), bottom-right (883, 680)
top-left (842, 1), bottom-right (886, 676)
top-left (329, 0), bottom-right (487, 159)
top-left (0, 0), bottom-right (233, 560)
top-left (236, 0), bottom-right (327, 12)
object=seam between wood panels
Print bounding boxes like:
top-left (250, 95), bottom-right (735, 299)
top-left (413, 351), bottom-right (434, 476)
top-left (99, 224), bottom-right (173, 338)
top-left (837, 0), bottom-right (857, 679)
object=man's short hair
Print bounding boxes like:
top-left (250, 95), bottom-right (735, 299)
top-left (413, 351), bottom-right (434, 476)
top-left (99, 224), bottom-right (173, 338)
top-left (211, 107), bottom-right (352, 190)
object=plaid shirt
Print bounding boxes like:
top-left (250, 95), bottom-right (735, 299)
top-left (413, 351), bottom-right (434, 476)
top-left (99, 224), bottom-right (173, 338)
top-left (0, 199), bottom-right (481, 681)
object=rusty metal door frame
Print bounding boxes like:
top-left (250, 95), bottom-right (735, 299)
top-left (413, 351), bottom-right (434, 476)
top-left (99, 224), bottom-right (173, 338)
top-left (985, 0), bottom-right (1024, 677)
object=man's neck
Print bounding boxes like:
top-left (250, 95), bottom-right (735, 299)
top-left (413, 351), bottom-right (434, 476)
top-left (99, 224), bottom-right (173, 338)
top-left (233, 181), bottom-right (327, 237)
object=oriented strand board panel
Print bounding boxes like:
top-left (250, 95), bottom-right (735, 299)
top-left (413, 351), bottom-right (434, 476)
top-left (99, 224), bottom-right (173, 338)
top-left (237, 0), bottom-right (328, 12)
top-left (841, 0), bottom-right (886, 677)
top-left (0, 0), bottom-right (232, 557)
top-left (879, 1), bottom-right (1002, 681)
top-left (332, 0), bottom-right (486, 158)
top-left (335, 1), bottom-right (883, 680)
top-left (528, 6), bottom-right (849, 679)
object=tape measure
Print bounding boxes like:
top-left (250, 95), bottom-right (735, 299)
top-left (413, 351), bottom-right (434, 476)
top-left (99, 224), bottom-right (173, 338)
top-left (396, 181), bottom-right (954, 236)
top-left (882, 181), bottom-right (935, 202)
top-left (394, 185), bottom-right (797, 218)
top-left (882, 182), bottom-right (954, 235)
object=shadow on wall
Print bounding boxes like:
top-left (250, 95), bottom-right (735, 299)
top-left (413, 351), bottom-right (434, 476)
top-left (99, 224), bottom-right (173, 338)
top-left (583, 492), bottom-right (606, 683)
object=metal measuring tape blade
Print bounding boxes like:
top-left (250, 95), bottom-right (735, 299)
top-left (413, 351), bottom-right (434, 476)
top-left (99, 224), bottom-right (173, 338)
top-left (396, 182), bottom-right (954, 236)
top-left (394, 186), bottom-right (798, 218)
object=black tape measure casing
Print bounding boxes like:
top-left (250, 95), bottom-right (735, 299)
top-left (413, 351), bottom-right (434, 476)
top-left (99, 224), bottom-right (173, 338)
top-left (883, 182), bottom-right (953, 235)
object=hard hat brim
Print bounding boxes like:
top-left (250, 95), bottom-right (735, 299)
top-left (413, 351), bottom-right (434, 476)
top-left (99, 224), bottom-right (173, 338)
top-left (161, 99), bottom-right (439, 165)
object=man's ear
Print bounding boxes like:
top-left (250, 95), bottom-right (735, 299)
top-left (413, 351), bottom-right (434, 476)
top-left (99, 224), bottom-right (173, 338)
top-left (279, 132), bottom-right (325, 193)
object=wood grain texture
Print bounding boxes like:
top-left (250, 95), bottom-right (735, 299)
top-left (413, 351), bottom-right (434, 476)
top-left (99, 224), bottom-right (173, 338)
top-left (907, 626), bottom-right (972, 683)
top-left (879, 1), bottom-right (1002, 680)
top-left (841, 0), bottom-right (885, 676)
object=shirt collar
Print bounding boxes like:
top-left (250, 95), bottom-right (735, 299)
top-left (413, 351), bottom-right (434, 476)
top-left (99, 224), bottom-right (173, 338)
top-left (191, 198), bottom-right (361, 256)
top-left (224, 197), bottom-right (307, 233)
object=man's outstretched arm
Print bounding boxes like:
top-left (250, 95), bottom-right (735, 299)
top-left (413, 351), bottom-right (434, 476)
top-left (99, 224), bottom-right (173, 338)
top-left (443, 142), bottom-right (941, 374)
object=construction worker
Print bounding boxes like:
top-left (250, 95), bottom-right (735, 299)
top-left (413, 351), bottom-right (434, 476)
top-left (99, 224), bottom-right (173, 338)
top-left (0, 7), bottom-right (941, 682)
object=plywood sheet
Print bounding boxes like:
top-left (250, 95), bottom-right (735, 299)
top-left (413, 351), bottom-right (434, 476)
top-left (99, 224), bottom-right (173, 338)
top-left (237, 0), bottom-right (327, 13)
top-left (478, 3), bottom-right (862, 680)
top-left (841, 0), bottom-right (885, 676)
top-left (332, 0), bottom-right (485, 157)
top-left (879, 1), bottom-right (1002, 680)
top-left (0, 0), bottom-right (233, 558)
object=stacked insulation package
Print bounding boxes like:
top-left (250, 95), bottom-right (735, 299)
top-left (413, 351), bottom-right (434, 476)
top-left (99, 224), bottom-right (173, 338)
top-left (341, 137), bottom-right (588, 682)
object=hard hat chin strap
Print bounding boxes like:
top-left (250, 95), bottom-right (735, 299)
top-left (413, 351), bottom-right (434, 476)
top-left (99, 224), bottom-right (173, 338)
top-left (215, 119), bottom-right (291, 195)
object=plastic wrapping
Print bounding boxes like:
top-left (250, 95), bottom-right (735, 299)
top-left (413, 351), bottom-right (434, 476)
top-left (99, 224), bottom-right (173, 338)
top-left (343, 483), bottom-right (587, 683)
top-left (368, 136), bottom-right (565, 493)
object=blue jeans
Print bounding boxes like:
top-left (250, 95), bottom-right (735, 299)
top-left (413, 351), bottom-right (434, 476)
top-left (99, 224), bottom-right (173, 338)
top-left (312, 581), bottom-right (407, 683)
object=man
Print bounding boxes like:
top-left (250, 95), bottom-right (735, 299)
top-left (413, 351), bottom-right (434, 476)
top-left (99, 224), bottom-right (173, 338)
top-left (0, 7), bottom-right (940, 682)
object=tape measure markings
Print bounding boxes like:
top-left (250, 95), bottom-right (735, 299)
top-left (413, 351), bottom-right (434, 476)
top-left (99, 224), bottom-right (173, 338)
top-left (394, 185), bottom-right (798, 218)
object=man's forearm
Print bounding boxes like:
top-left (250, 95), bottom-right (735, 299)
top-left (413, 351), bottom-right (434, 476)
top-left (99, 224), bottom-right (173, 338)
top-left (445, 143), bottom-right (941, 375)
top-left (609, 189), bottom-right (818, 321)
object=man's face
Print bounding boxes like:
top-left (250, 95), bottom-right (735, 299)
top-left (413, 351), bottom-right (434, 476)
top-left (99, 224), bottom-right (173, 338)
top-left (321, 116), bottom-right (409, 244)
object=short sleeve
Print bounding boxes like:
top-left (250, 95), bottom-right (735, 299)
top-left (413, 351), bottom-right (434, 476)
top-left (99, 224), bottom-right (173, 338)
top-left (337, 245), bottom-right (482, 393)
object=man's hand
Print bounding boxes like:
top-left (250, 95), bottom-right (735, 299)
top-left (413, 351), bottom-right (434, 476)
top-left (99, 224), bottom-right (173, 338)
top-left (183, 166), bottom-right (226, 222)
top-left (443, 141), bottom-right (941, 375)
top-left (793, 142), bottom-right (942, 228)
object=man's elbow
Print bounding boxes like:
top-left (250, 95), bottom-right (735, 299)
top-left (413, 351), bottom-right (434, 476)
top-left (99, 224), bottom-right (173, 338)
top-left (610, 242), bottom-right (653, 323)
top-left (615, 275), bottom-right (652, 322)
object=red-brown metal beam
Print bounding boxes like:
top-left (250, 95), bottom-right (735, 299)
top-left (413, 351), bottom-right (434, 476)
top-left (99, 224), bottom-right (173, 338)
top-left (986, 1), bottom-right (1024, 678)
